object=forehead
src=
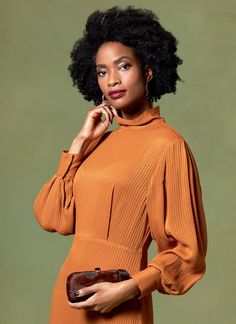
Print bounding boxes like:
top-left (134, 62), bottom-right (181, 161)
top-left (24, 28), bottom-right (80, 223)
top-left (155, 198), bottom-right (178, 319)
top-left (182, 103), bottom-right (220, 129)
top-left (95, 41), bottom-right (138, 65)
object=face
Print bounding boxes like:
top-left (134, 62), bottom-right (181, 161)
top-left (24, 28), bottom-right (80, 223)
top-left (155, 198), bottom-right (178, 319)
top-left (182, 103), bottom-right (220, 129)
top-left (95, 41), bottom-right (153, 113)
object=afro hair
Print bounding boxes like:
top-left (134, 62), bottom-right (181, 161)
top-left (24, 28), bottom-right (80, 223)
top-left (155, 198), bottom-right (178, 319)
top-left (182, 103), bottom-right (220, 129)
top-left (68, 5), bottom-right (183, 105)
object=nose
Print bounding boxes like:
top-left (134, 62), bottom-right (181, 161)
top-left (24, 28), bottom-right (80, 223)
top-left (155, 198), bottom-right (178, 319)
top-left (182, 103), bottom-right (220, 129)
top-left (107, 70), bottom-right (121, 87)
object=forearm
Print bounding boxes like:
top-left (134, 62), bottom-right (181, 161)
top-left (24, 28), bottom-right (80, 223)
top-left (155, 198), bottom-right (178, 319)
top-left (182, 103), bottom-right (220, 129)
top-left (68, 135), bottom-right (92, 155)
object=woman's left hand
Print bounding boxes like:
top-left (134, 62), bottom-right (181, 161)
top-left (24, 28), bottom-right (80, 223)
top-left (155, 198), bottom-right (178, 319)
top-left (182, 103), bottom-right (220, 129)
top-left (68, 278), bottom-right (141, 313)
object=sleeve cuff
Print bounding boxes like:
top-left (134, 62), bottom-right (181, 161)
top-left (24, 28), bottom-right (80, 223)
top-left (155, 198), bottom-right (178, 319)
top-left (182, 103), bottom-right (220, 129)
top-left (131, 266), bottom-right (162, 299)
top-left (56, 150), bottom-right (84, 178)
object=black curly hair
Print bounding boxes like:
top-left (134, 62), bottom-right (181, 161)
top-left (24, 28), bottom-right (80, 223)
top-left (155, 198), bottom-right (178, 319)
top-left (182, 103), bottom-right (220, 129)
top-left (68, 5), bottom-right (183, 106)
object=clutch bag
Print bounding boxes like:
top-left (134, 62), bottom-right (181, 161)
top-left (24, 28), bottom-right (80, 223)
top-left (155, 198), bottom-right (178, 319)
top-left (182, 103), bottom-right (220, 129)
top-left (66, 267), bottom-right (130, 303)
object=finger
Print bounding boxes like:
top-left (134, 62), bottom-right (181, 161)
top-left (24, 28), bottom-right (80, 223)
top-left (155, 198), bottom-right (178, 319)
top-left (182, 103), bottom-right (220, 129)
top-left (102, 105), bottom-right (113, 123)
top-left (103, 104), bottom-right (119, 118)
top-left (97, 103), bottom-right (118, 119)
top-left (75, 287), bottom-right (91, 297)
top-left (68, 300), bottom-right (94, 310)
top-left (109, 106), bottom-right (119, 117)
top-left (69, 290), bottom-right (99, 310)
top-left (99, 106), bottom-right (112, 125)
top-left (98, 102), bottom-right (117, 113)
top-left (76, 283), bottom-right (100, 296)
top-left (90, 106), bottom-right (110, 125)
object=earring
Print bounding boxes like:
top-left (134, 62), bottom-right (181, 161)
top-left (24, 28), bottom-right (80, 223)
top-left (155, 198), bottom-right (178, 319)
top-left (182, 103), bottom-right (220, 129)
top-left (102, 94), bottom-right (109, 104)
top-left (145, 76), bottom-right (153, 100)
top-left (145, 80), bottom-right (150, 99)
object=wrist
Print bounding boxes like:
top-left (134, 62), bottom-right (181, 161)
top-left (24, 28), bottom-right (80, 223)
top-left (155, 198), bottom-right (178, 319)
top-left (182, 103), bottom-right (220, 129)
top-left (69, 136), bottom-right (92, 155)
top-left (119, 278), bottom-right (141, 301)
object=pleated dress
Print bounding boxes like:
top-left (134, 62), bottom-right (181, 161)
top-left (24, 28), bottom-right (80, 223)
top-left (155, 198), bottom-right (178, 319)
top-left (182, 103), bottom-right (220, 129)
top-left (33, 106), bottom-right (208, 324)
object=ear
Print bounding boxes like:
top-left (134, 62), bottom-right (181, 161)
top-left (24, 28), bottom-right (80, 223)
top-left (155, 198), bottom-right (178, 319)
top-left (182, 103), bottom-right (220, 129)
top-left (145, 65), bottom-right (153, 82)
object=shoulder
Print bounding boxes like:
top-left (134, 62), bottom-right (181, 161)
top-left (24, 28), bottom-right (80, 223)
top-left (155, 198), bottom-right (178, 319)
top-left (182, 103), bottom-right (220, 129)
top-left (152, 119), bottom-right (186, 146)
top-left (150, 120), bottom-right (196, 164)
top-left (157, 122), bottom-right (197, 164)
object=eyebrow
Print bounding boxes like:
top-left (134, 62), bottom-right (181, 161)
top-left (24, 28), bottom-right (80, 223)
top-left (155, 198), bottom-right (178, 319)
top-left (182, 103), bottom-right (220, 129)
top-left (96, 56), bottom-right (132, 68)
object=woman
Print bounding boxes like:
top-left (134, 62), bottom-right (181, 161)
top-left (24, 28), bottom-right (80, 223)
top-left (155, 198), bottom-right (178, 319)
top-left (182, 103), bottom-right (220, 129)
top-left (33, 6), bottom-right (208, 324)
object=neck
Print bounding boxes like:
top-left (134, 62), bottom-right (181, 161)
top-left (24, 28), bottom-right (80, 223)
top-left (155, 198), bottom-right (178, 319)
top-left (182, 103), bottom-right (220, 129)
top-left (114, 105), bottom-right (162, 128)
top-left (117, 98), bottom-right (153, 120)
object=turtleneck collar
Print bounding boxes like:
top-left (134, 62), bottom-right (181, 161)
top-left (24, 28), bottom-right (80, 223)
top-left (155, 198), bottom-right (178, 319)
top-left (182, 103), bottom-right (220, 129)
top-left (114, 105), bottom-right (162, 127)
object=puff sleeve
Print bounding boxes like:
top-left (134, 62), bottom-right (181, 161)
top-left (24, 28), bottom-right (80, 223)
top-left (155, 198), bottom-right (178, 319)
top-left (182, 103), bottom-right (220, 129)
top-left (33, 133), bottom-right (109, 235)
top-left (132, 136), bottom-right (208, 298)
top-left (33, 150), bottom-right (84, 235)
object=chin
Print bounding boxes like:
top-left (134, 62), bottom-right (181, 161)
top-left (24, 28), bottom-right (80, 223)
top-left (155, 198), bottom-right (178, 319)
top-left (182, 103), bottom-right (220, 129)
top-left (109, 98), bottom-right (132, 110)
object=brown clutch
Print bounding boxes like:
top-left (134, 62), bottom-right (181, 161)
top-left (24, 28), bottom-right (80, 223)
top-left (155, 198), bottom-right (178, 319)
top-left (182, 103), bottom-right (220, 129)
top-left (66, 267), bottom-right (130, 303)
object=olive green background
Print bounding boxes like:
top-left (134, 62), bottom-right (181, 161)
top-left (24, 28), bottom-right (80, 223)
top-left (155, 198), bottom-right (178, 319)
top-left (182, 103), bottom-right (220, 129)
top-left (0, 0), bottom-right (235, 323)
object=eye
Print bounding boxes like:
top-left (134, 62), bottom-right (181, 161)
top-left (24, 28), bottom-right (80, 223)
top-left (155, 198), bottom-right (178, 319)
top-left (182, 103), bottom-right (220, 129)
top-left (120, 63), bottom-right (131, 71)
top-left (96, 70), bottom-right (106, 77)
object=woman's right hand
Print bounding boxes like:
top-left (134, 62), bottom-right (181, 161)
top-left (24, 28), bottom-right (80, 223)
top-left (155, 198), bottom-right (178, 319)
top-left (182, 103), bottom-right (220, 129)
top-left (78, 103), bottom-right (118, 141)
top-left (68, 103), bottom-right (118, 154)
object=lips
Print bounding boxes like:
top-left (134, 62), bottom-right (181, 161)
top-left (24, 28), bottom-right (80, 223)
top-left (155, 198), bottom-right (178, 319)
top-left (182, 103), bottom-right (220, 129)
top-left (108, 90), bottom-right (127, 99)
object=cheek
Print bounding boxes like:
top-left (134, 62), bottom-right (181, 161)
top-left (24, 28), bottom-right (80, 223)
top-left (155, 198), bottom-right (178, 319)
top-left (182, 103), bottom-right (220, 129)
top-left (125, 70), bottom-right (145, 91)
top-left (97, 79), bottom-right (107, 93)
top-left (97, 78), bottom-right (102, 89)
top-left (128, 77), bottom-right (145, 94)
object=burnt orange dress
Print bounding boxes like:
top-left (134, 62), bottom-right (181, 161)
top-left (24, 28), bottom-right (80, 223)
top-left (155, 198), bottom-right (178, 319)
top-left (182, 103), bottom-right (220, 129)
top-left (33, 106), bottom-right (208, 324)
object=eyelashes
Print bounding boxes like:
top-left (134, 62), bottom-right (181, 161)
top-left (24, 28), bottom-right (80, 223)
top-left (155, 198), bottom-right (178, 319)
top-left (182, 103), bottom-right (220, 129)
top-left (96, 63), bottom-right (131, 77)
top-left (119, 63), bottom-right (131, 71)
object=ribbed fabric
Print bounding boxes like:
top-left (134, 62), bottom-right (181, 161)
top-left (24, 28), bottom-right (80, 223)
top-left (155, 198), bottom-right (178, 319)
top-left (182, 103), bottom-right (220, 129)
top-left (33, 105), bottom-right (208, 324)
